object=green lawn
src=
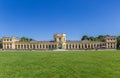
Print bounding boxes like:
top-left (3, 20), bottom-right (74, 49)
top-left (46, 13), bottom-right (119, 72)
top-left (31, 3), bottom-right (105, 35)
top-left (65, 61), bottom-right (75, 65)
top-left (0, 50), bottom-right (120, 78)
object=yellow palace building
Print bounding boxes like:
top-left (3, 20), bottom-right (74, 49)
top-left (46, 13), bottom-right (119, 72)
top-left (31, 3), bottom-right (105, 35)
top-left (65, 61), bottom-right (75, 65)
top-left (2, 34), bottom-right (117, 50)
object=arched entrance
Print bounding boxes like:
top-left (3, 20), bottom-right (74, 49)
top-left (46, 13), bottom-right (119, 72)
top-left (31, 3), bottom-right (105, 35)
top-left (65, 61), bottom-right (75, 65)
top-left (58, 43), bottom-right (62, 49)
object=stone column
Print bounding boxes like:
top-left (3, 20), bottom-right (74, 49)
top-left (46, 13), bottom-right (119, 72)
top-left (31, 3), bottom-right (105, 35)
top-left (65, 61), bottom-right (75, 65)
top-left (115, 43), bottom-right (117, 49)
top-left (31, 44), bottom-right (33, 49)
top-left (26, 44), bottom-right (27, 49)
top-left (3, 43), bottom-right (6, 49)
top-left (75, 44), bottom-right (77, 49)
top-left (45, 44), bottom-right (46, 49)
top-left (108, 43), bottom-right (110, 48)
top-left (3, 43), bottom-right (4, 49)
top-left (110, 43), bottom-right (112, 49)
top-left (28, 44), bottom-right (30, 49)
top-left (4, 44), bottom-right (6, 49)
top-left (9, 43), bottom-right (11, 49)
top-left (41, 44), bottom-right (43, 49)
top-left (92, 44), bottom-right (94, 49)
top-left (67, 44), bottom-right (69, 49)
top-left (74, 44), bottom-right (77, 49)
top-left (35, 44), bottom-right (37, 49)
top-left (80, 44), bottom-right (81, 49)
top-left (5, 44), bottom-right (7, 49)
top-left (77, 44), bottom-right (79, 49)
top-left (23, 44), bottom-right (24, 49)
top-left (44, 44), bottom-right (46, 49)
top-left (46, 44), bottom-right (48, 49)
top-left (75, 44), bottom-right (76, 49)
top-left (86, 44), bottom-right (88, 49)
top-left (6, 44), bottom-right (8, 49)
top-left (16, 44), bottom-right (18, 49)
top-left (72, 44), bottom-right (74, 49)
top-left (38, 44), bottom-right (40, 49)
top-left (20, 44), bottom-right (22, 49)
top-left (20, 44), bottom-right (21, 49)
top-left (71, 44), bottom-right (72, 49)
top-left (89, 44), bottom-right (91, 49)
top-left (106, 43), bottom-right (108, 48)
top-left (113, 43), bottom-right (115, 48)
top-left (8, 44), bottom-right (9, 49)
top-left (25, 44), bottom-right (26, 49)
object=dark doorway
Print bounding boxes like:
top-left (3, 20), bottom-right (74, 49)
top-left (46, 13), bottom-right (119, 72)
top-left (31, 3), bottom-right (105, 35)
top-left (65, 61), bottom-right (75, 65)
top-left (58, 43), bottom-right (62, 49)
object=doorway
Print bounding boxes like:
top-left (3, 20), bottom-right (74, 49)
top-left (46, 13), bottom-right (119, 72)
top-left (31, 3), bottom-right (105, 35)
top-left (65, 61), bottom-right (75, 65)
top-left (58, 43), bottom-right (62, 49)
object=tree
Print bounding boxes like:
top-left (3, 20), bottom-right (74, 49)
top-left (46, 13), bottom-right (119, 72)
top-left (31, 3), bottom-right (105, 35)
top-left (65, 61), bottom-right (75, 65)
top-left (20, 37), bottom-right (28, 41)
top-left (0, 39), bottom-right (2, 48)
top-left (117, 36), bottom-right (120, 48)
top-left (89, 36), bottom-right (95, 41)
top-left (94, 37), bottom-right (99, 41)
top-left (81, 35), bottom-right (111, 41)
top-left (81, 35), bottom-right (89, 40)
top-left (97, 35), bottom-right (104, 41)
top-left (29, 38), bottom-right (34, 41)
top-left (20, 37), bottom-right (34, 42)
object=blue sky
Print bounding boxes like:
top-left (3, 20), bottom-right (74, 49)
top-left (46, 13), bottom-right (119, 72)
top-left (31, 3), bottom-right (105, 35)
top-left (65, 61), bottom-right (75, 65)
top-left (0, 0), bottom-right (120, 40)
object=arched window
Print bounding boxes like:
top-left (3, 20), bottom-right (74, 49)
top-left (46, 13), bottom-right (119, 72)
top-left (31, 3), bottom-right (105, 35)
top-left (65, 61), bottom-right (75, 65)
top-left (46, 45), bottom-right (48, 48)
top-left (69, 44), bottom-right (71, 48)
top-left (85, 44), bottom-right (87, 48)
top-left (66, 44), bottom-right (68, 49)
top-left (40, 44), bottom-right (42, 48)
top-left (49, 45), bottom-right (51, 49)
top-left (33, 45), bottom-right (35, 49)
top-left (72, 44), bottom-right (74, 48)
top-left (76, 44), bottom-right (77, 48)
top-left (52, 44), bottom-right (54, 49)
top-left (21, 45), bottom-right (23, 49)
top-left (79, 44), bottom-right (80, 49)
top-left (59, 38), bottom-right (61, 41)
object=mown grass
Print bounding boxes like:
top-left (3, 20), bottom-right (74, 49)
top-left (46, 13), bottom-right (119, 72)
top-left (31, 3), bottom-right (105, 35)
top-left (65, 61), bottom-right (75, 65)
top-left (0, 50), bottom-right (120, 78)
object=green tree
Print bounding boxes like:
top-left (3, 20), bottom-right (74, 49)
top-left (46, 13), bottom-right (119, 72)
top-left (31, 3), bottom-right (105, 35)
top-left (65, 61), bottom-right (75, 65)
top-left (20, 37), bottom-right (28, 41)
top-left (89, 36), bottom-right (95, 41)
top-left (81, 35), bottom-right (89, 40)
top-left (97, 35), bottom-right (104, 41)
top-left (117, 36), bottom-right (120, 48)
top-left (81, 35), bottom-right (110, 41)
top-left (0, 39), bottom-right (2, 48)
top-left (29, 38), bottom-right (34, 41)
top-left (20, 37), bottom-right (34, 42)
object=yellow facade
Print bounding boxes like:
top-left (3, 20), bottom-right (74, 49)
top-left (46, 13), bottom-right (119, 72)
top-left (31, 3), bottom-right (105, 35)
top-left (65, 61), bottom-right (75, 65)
top-left (2, 34), bottom-right (117, 50)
